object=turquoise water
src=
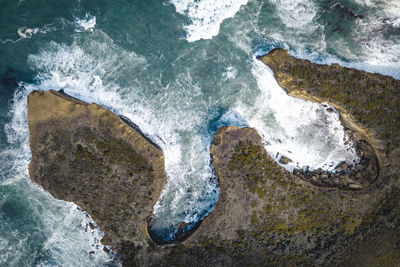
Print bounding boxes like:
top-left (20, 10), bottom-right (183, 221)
top-left (0, 0), bottom-right (399, 265)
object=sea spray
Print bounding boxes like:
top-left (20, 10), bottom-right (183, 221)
top-left (75, 14), bottom-right (97, 32)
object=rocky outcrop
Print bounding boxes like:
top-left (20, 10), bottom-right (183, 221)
top-left (28, 47), bottom-right (400, 266)
top-left (199, 126), bottom-right (400, 266)
top-left (28, 90), bottom-right (167, 265)
top-left (159, 51), bottom-right (399, 265)
top-left (148, 125), bottom-right (400, 266)
top-left (292, 135), bottom-right (379, 191)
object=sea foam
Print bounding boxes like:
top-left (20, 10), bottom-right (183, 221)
top-left (75, 14), bottom-right (96, 32)
top-left (234, 57), bottom-right (359, 171)
top-left (170, 0), bottom-right (248, 42)
top-left (268, 0), bottom-right (318, 30)
top-left (15, 25), bottom-right (54, 41)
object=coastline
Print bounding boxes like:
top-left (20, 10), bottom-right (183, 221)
top-left (27, 90), bottom-right (167, 260)
top-left (287, 89), bottom-right (388, 194)
top-left (258, 49), bottom-right (393, 193)
top-left (25, 49), bottom-right (400, 265)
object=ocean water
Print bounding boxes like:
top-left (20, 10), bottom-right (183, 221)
top-left (0, 0), bottom-right (399, 265)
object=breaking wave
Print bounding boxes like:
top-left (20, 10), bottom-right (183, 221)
top-left (170, 0), bottom-right (248, 42)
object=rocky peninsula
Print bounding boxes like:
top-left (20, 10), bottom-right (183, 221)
top-left (28, 90), bottom-right (167, 264)
top-left (28, 49), bottom-right (400, 266)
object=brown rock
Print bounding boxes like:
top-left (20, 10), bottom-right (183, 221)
top-left (279, 155), bottom-right (293, 165)
top-left (177, 221), bottom-right (188, 232)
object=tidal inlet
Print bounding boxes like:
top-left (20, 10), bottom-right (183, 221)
top-left (0, 0), bottom-right (399, 266)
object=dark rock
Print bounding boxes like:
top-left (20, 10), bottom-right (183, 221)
top-left (146, 216), bottom-right (156, 228)
top-left (177, 221), bottom-right (188, 232)
top-left (279, 155), bottom-right (293, 165)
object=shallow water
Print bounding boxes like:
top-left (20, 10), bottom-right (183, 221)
top-left (0, 0), bottom-right (399, 265)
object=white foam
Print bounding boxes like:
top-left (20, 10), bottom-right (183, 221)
top-left (1, 85), bottom-right (31, 186)
top-left (37, 202), bottom-right (119, 267)
top-left (347, 6), bottom-right (400, 74)
top-left (269, 0), bottom-right (318, 30)
top-left (170, 0), bottom-right (248, 42)
top-left (1, 24), bottom-right (54, 44)
top-left (354, 0), bottom-right (400, 27)
top-left (293, 27), bottom-right (400, 78)
top-left (16, 25), bottom-right (54, 39)
top-left (17, 27), bottom-right (39, 38)
top-left (234, 58), bottom-right (358, 171)
top-left (222, 65), bottom-right (237, 80)
top-left (75, 14), bottom-right (96, 32)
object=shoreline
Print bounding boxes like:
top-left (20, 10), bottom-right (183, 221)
top-left (259, 51), bottom-right (389, 194)
top-left (28, 89), bottom-right (167, 254)
top-left (288, 89), bottom-right (389, 194)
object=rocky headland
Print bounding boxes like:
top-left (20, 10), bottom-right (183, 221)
top-left (28, 90), bottom-right (167, 265)
top-left (27, 48), bottom-right (400, 266)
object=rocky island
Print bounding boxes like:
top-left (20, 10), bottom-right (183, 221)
top-left (28, 49), bottom-right (400, 266)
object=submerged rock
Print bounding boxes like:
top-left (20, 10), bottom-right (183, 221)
top-left (177, 221), bottom-right (188, 232)
top-left (279, 155), bottom-right (292, 165)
